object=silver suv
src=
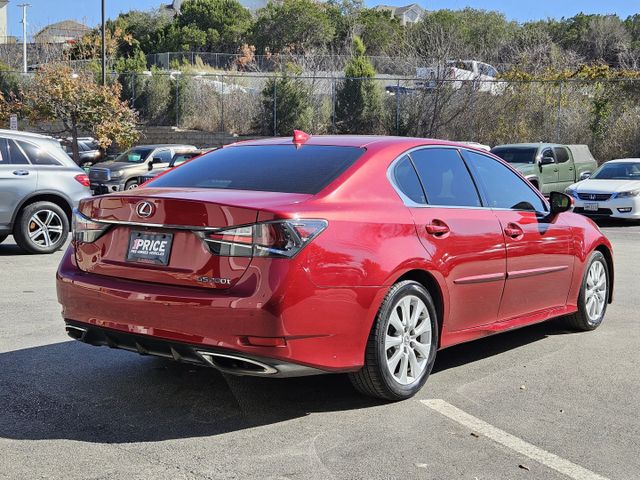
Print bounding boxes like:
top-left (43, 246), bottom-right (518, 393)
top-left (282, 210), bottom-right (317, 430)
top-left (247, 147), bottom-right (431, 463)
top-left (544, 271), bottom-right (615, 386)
top-left (0, 130), bottom-right (91, 254)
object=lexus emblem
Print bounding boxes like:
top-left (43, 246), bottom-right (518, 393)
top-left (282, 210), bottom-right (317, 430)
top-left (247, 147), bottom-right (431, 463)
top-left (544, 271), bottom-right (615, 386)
top-left (135, 201), bottom-right (154, 218)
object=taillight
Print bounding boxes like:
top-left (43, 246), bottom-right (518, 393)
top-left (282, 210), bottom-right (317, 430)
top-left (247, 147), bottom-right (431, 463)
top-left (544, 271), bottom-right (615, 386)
top-left (74, 174), bottom-right (90, 187)
top-left (72, 209), bottom-right (110, 243)
top-left (203, 220), bottom-right (327, 258)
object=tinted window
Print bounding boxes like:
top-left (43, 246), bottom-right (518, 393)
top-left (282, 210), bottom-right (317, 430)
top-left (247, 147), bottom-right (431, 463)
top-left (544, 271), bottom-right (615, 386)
top-left (393, 156), bottom-right (426, 204)
top-left (152, 149), bottom-right (172, 163)
top-left (463, 151), bottom-right (547, 212)
top-left (150, 145), bottom-right (365, 195)
top-left (410, 148), bottom-right (481, 207)
top-left (6, 139), bottom-right (28, 164)
top-left (541, 148), bottom-right (555, 161)
top-left (18, 141), bottom-right (61, 165)
top-left (490, 147), bottom-right (538, 165)
top-left (170, 152), bottom-right (198, 167)
top-left (554, 147), bottom-right (569, 163)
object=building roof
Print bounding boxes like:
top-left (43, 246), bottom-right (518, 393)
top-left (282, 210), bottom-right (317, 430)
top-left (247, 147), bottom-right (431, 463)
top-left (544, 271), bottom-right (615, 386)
top-left (163, 0), bottom-right (183, 15)
top-left (35, 20), bottom-right (90, 42)
top-left (375, 3), bottom-right (425, 15)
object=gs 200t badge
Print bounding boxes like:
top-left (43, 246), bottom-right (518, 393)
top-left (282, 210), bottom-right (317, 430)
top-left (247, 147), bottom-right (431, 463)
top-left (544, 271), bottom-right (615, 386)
top-left (197, 276), bottom-right (232, 286)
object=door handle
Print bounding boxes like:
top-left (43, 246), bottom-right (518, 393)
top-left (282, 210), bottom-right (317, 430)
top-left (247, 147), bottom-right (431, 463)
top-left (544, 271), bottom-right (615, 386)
top-left (553, 168), bottom-right (559, 172)
top-left (426, 220), bottom-right (450, 236)
top-left (504, 223), bottom-right (524, 239)
top-left (12, 169), bottom-right (29, 176)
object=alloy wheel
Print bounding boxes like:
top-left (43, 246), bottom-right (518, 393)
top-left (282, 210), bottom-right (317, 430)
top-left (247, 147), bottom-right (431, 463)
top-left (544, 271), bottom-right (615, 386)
top-left (585, 260), bottom-right (607, 322)
top-left (385, 295), bottom-right (432, 385)
top-left (28, 209), bottom-right (64, 248)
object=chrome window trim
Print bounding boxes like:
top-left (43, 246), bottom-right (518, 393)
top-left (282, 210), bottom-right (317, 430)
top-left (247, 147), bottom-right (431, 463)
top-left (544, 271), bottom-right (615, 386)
top-left (386, 144), bottom-right (550, 214)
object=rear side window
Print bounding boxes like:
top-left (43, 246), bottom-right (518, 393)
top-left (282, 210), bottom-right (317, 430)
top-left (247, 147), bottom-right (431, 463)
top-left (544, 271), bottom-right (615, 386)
top-left (393, 156), bottom-right (425, 204)
top-left (150, 145), bottom-right (365, 194)
top-left (18, 141), bottom-right (61, 165)
top-left (8, 140), bottom-right (30, 165)
top-left (410, 148), bottom-right (481, 207)
top-left (554, 147), bottom-right (570, 163)
top-left (463, 150), bottom-right (547, 212)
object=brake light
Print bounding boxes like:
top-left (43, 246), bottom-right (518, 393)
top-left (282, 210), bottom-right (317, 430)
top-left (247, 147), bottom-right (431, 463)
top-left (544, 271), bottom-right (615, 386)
top-left (72, 209), bottom-right (110, 243)
top-left (203, 220), bottom-right (327, 258)
top-left (74, 174), bottom-right (90, 187)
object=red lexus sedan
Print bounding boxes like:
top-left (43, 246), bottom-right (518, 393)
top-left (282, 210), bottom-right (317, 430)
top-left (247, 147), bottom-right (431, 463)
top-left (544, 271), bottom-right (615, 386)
top-left (57, 134), bottom-right (613, 400)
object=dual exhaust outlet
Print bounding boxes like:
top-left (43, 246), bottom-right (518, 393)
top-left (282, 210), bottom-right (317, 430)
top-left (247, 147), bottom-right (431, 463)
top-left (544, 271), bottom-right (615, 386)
top-left (65, 324), bottom-right (278, 376)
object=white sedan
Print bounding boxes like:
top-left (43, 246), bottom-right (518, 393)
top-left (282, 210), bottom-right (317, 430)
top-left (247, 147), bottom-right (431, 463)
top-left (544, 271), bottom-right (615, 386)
top-left (565, 159), bottom-right (640, 219)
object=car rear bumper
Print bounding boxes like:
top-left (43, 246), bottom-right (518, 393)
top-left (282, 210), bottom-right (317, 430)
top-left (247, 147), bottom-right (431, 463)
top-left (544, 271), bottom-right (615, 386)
top-left (56, 247), bottom-right (379, 373)
top-left (64, 320), bottom-right (326, 377)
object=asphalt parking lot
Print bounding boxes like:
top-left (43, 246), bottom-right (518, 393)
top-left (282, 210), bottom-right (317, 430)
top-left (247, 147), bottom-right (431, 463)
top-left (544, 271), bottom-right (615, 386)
top-left (1, 221), bottom-right (639, 480)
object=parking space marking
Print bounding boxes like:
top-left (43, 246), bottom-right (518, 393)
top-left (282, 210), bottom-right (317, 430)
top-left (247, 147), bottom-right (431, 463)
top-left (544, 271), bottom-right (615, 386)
top-left (420, 399), bottom-right (609, 480)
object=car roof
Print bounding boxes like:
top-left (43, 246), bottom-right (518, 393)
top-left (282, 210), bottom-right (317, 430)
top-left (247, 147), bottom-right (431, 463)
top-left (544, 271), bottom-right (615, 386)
top-left (227, 135), bottom-right (471, 150)
top-left (604, 158), bottom-right (640, 163)
top-left (493, 143), bottom-right (561, 149)
top-left (133, 144), bottom-right (197, 149)
top-left (0, 129), bottom-right (55, 141)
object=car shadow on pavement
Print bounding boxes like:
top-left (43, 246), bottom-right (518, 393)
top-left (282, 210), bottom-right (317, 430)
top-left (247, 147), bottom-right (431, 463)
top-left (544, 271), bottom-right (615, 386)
top-left (0, 319), bottom-right (575, 444)
top-left (0, 243), bottom-right (29, 256)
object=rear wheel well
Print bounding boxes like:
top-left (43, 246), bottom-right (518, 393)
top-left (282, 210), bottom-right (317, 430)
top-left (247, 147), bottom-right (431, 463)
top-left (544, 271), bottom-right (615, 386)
top-left (15, 194), bottom-right (72, 225)
top-left (396, 269), bottom-right (444, 346)
top-left (594, 244), bottom-right (614, 303)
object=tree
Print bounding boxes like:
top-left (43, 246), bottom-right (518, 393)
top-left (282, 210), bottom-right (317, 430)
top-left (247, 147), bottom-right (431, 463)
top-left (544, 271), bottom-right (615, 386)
top-left (256, 66), bottom-right (313, 135)
top-left (335, 36), bottom-right (384, 133)
top-left (253, 0), bottom-right (335, 54)
top-left (161, 0), bottom-right (252, 53)
top-left (355, 9), bottom-right (402, 56)
top-left (19, 64), bottom-right (139, 163)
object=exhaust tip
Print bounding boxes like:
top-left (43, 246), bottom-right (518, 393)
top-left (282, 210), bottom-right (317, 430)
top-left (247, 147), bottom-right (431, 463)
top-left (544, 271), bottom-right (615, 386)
top-left (197, 351), bottom-right (278, 376)
top-left (65, 324), bottom-right (88, 341)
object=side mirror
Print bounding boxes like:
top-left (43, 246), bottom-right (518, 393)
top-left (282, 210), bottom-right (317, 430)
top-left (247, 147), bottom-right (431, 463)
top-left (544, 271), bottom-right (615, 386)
top-left (540, 156), bottom-right (555, 166)
top-left (579, 171), bottom-right (591, 181)
top-left (148, 161), bottom-right (154, 171)
top-left (549, 191), bottom-right (573, 215)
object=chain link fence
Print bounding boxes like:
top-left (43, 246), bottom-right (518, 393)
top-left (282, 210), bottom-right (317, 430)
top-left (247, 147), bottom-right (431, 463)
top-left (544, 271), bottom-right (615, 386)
top-left (3, 68), bottom-right (640, 160)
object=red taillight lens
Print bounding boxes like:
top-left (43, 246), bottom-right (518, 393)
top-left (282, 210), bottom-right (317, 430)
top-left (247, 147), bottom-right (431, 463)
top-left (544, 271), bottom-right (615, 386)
top-left (203, 220), bottom-right (327, 258)
top-left (74, 174), bottom-right (90, 187)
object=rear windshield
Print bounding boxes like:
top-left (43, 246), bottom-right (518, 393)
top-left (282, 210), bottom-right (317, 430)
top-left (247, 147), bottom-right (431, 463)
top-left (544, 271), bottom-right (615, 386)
top-left (491, 147), bottom-right (538, 165)
top-left (149, 145), bottom-right (365, 194)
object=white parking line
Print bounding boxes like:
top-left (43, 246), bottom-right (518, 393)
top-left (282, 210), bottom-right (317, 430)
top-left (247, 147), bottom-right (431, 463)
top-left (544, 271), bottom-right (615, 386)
top-left (420, 399), bottom-right (609, 480)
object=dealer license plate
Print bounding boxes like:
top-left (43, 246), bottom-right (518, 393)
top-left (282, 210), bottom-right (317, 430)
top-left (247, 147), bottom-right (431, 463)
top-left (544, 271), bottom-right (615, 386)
top-left (126, 231), bottom-right (173, 265)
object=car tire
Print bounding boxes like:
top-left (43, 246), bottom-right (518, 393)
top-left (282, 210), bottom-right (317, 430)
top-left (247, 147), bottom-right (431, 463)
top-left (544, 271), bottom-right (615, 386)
top-left (13, 201), bottom-right (69, 254)
top-left (565, 251), bottom-right (609, 331)
top-left (0, 234), bottom-right (7, 244)
top-left (125, 179), bottom-right (138, 190)
top-left (349, 280), bottom-right (439, 401)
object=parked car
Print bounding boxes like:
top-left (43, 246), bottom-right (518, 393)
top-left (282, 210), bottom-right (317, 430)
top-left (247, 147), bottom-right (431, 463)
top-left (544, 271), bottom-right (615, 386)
top-left (491, 143), bottom-right (597, 196)
top-left (58, 134), bottom-right (613, 400)
top-left (88, 144), bottom-right (197, 194)
top-left (137, 149), bottom-right (209, 185)
top-left (416, 60), bottom-right (505, 95)
top-left (0, 129), bottom-right (90, 253)
top-left (565, 158), bottom-right (640, 220)
top-left (61, 137), bottom-right (105, 167)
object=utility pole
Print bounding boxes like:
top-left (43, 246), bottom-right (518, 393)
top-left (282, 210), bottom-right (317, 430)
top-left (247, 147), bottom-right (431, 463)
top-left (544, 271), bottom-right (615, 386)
top-left (101, 0), bottom-right (106, 85)
top-left (17, 3), bottom-right (30, 74)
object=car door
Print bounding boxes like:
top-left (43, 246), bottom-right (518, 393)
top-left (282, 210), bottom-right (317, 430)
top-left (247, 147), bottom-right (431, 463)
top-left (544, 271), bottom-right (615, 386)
top-left (554, 146), bottom-right (574, 190)
top-left (392, 148), bottom-right (507, 332)
top-left (462, 149), bottom-right (574, 320)
top-left (539, 147), bottom-right (559, 195)
top-left (0, 138), bottom-right (37, 227)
